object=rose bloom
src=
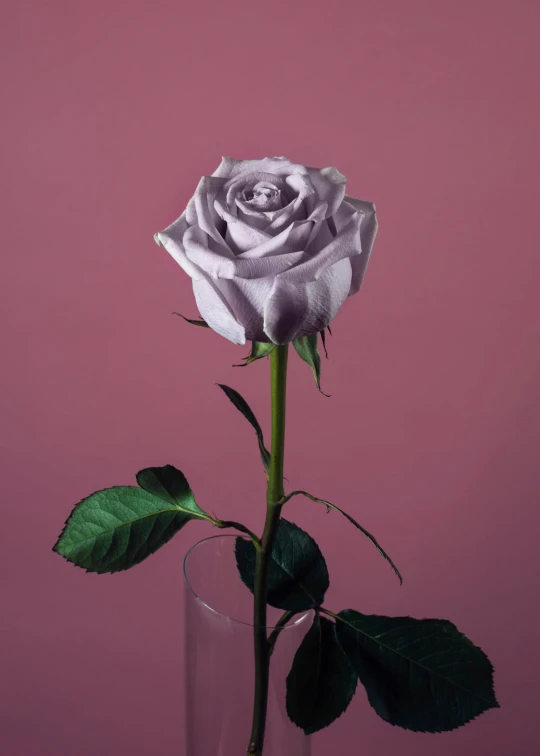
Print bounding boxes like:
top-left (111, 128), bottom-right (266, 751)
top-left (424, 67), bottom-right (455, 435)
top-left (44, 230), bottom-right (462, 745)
top-left (154, 156), bottom-right (377, 345)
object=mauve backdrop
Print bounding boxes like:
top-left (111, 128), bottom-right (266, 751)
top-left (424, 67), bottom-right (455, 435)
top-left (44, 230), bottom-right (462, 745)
top-left (2, 0), bottom-right (539, 754)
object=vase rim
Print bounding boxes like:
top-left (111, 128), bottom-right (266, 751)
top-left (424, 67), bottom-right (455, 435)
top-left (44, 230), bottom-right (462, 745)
top-left (183, 533), bottom-right (311, 630)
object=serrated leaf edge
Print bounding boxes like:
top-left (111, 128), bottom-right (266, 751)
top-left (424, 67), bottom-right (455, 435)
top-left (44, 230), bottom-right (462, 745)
top-left (53, 485), bottom-right (211, 557)
top-left (332, 609), bottom-right (499, 709)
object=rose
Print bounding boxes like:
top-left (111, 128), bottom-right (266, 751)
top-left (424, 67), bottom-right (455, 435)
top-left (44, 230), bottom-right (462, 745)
top-left (154, 156), bottom-right (377, 345)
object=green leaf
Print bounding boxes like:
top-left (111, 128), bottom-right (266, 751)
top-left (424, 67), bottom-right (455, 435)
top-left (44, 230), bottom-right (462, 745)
top-left (172, 311), bottom-right (209, 327)
top-left (233, 341), bottom-right (275, 367)
top-left (235, 518), bottom-right (329, 611)
top-left (136, 464), bottom-right (206, 517)
top-left (286, 614), bottom-right (357, 734)
top-left (53, 483), bottom-right (209, 573)
top-left (217, 383), bottom-right (270, 472)
top-left (292, 334), bottom-right (329, 396)
top-left (334, 609), bottom-right (500, 732)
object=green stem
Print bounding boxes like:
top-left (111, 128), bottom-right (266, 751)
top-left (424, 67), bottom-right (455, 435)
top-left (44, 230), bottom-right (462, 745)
top-left (319, 607), bottom-right (340, 621)
top-left (268, 610), bottom-right (296, 657)
top-left (213, 519), bottom-right (261, 545)
top-left (247, 344), bottom-right (289, 756)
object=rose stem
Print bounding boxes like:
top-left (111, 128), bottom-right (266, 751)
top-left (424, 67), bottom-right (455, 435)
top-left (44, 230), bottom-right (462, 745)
top-left (246, 343), bottom-right (288, 756)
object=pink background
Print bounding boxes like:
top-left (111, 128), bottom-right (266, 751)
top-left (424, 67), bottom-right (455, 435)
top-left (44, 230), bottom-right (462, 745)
top-left (2, 0), bottom-right (539, 753)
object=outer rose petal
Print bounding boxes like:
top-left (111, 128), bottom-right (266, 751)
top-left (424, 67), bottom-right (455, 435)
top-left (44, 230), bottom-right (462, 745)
top-left (154, 215), bottom-right (205, 281)
top-left (332, 198), bottom-right (356, 232)
top-left (212, 156), bottom-right (307, 180)
top-left (263, 257), bottom-right (352, 344)
top-left (284, 213), bottom-right (362, 284)
top-left (306, 166), bottom-right (347, 217)
top-left (184, 226), bottom-right (236, 279)
top-left (342, 196), bottom-right (378, 295)
top-left (216, 277), bottom-right (275, 342)
top-left (192, 277), bottom-right (246, 344)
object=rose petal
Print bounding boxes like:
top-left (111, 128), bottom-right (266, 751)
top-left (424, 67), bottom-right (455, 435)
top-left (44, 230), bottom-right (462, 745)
top-left (185, 197), bottom-right (198, 225)
top-left (234, 250), bottom-right (304, 279)
top-left (192, 277), bottom-right (246, 345)
top-left (303, 200), bottom-right (332, 254)
top-left (285, 172), bottom-right (317, 198)
top-left (262, 278), bottom-right (306, 344)
top-left (214, 195), bottom-right (238, 222)
top-left (332, 198), bottom-right (357, 232)
top-left (306, 166), bottom-right (347, 217)
top-left (235, 200), bottom-right (283, 231)
top-left (235, 203), bottom-right (275, 231)
top-left (343, 196), bottom-right (378, 294)
top-left (246, 182), bottom-right (284, 211)
top-left (263, 258), bottom-right (352, 344)
top-left (307, 201), bottom-right (329, 224)
top-left (225, 173), bottom-right (289, 205)
top-left (236, 220), bottom-right (314, 260)
top-left (226, 221), bottom-right (272, 254)
top-left (218, 205), bottom-right (280, 257)
top-left (294, 258), bottom-right (353, 338)
top-left (184, 225), bottom-right (303, 280)
top-left (184, 226), bottom-right (236, 279)
top-left (235, 200), bottom-right (281, 220)
top-left (264, 173), bottom-right (316, 232)
top-left (264, 196), bottom-right (307, 233)
top-left (216, 277), bottom-right (274, 342)
top-left (282, 213), bottom-right (362, 284)
top-left (154, 215), bottom-right (204, 281)
top-left (304, 219), bottom-right (333, 257)
top-left (192, 176), bottom-right (228, 245)
top-left (226, 173), bottom-right (291, 232)
top-left (212, 156), bottom-right (307, 180)
top-left (214, 195), bottom-right (273, 253)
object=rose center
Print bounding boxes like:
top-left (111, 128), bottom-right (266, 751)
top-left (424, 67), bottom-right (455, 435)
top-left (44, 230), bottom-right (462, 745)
top-left (243, 181), bottom-right (283, 211)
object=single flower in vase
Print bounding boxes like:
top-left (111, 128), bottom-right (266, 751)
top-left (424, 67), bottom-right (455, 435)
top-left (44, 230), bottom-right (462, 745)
top-left (53, 156), bottom-right (499, 756)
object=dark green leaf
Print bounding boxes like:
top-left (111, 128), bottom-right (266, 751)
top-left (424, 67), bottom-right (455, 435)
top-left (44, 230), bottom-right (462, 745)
top-left (53, 485), bottom-right (209, 573)
top-left (217, 383), bottom-right (270, 472)
top-left (334, 609), bottom-right (499, 732)
top-left (235, 518), bottom-right (329, 611)
top-left (234, 341), bottom-right (275, 367)
top-left (172, 312), bottom-right (209, 327)
top-left (292, 334), bottom-right (330, 396)
top-left (136, 464), bottom-right (206, 517)
top-left (286, 614), bottom-right (357, 734)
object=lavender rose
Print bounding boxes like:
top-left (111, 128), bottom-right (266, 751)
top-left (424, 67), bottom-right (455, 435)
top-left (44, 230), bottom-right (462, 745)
top-left (154, 156), bottom-right (377, 345)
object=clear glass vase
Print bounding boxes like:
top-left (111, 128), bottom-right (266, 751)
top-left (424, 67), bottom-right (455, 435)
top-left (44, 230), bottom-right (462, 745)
top-left (183, 534), bottom-right (312, 756)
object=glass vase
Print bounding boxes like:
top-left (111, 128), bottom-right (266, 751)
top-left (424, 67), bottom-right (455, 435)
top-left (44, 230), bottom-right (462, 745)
top-left (183, 534), bottom-right (312, 756)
